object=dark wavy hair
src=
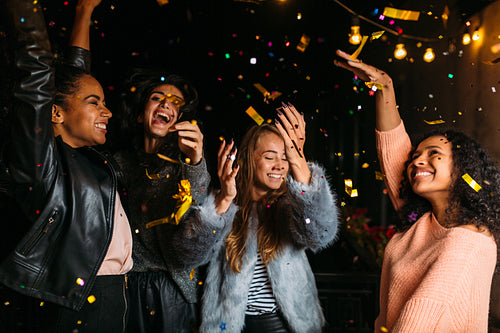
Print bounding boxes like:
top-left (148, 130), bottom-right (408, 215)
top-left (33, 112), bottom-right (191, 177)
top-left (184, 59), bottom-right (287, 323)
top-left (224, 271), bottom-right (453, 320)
top-left (119, 69), bottom-right (198, 151)
top-left (398, 130), bottom-right (500, 242)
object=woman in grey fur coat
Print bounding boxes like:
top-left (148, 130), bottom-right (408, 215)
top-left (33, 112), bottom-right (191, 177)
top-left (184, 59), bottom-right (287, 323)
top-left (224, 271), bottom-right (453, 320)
top-left (175, 104), bottom-right (339, 333)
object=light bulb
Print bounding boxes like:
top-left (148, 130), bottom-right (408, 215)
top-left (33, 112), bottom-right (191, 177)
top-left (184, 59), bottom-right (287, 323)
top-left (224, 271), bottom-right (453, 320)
top-left (462, 32), bottom-right (471, 45)
top-left (472, 30), bottom-right (480, 41)
top-left (423, 48), bottom-right (435, 63)
top-left (394, 43), bottom-right (407, 60)
top-left (349, 26), bottom-right (362, 45)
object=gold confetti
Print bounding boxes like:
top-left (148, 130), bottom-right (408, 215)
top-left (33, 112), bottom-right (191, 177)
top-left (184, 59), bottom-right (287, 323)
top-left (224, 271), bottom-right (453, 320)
top-left (191, 120), bottom-right (197, 125)
top-left (365, 82), bottom-right (384, 91)
top-left (383, 7), bottom-right (420, 21)
top-left (380, 326), bottom-right (389, 333)
top-left (350, 35), bottom-right (369, 60)
top-left (344, 179), bottom-right (359, 197)
top-left (462, 173), bottom-right (482, 192)
top-left (424, 119), bottom-right (445, 125)
top-left (77, 320), bottom-right (82, 325)
top-left (361, 163), bottom-right (370, 168)
top-left (76, 278), bottom-right (85, 286)
top-left (296, 34), bottom-right (311, 53)
top-left (245, 106), bottom-right (264, 125)
top-left (375, 171), bottom-right (384, 180)
top-left (190, 268), bottom-right (195, 280)
top-left (87, 295), bottom-right (96, 304)
top-left (185, 158), bottom-right (191, 164)
top-left (370, 31), bottom-right (385, 41)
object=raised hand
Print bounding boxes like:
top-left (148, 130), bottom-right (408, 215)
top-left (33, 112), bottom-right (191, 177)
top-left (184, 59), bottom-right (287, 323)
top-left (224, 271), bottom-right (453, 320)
top-left (172, 120), bottom-right (204, 165)
top-left (334, 49), bottom-right (400, 131)
top-left (70, 0), bottom-right (103, 49)
top-left (275, 103), bottom-right (311, 184)
top-left (214, 139), bottom-right (239, 214)
top-left (334, 50), bottom-right (393, 88)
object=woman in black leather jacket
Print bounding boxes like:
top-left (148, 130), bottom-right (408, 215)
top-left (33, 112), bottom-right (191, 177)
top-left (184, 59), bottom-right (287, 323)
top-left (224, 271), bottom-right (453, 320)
top-left (0, 0), bottom-right (133, 331)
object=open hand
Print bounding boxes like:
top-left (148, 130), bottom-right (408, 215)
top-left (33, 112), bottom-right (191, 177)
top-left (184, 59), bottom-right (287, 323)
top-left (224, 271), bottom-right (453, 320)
top-left (334, 50), bottom-right (393, 88)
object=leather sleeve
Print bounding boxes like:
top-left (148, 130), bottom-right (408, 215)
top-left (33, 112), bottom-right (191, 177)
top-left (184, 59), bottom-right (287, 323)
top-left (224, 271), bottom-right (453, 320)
top-left (65, 46), bottom-right (91, 73)
top-left (6, 0), bottom-right (56, 190)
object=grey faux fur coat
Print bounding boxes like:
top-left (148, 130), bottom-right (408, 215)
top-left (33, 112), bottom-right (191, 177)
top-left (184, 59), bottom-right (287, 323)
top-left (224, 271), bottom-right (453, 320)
top-left (175, 163), bottom-right (339, 333)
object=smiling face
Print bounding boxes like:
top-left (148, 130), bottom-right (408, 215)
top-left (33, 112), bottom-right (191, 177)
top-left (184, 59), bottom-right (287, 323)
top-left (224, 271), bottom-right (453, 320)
top-left (138, 84), bottom-right (184, 138)
top-left (52, 75), bottom-right (111, 148)
top-left (251, 132), bottom-right (289, 200)
top-left (407, 135), bottom-right (454, 206)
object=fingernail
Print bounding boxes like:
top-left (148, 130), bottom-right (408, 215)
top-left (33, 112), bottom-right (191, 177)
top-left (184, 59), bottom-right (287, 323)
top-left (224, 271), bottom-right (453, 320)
top-left (281, 101), bottom-right (288, 109)
top-left (277, 110), bottom-right (283, 116)
top-left (287, 102), bottom-right (294, 108)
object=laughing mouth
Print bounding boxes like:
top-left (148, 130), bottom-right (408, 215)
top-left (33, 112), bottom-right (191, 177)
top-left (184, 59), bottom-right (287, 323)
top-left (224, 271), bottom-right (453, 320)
top-left (95, 123), bottom-right (107, 130)
top-left (268, 174), bottom-right (282, 179)
top-left (414, 171), bottom-right (433, 178)
top-left (155, 111), bottom-right (171, 123)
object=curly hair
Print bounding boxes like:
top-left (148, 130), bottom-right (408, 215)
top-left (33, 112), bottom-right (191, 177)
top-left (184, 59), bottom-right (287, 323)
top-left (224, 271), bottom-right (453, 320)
top-left (118, 69), bottom-right (199, 151)
top-left (398, 130), bottom-right (500, 242)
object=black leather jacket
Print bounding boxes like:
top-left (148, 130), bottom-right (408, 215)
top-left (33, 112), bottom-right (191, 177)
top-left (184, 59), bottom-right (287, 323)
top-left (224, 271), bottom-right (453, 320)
top-left (0, 0), bottom-right (124, 311)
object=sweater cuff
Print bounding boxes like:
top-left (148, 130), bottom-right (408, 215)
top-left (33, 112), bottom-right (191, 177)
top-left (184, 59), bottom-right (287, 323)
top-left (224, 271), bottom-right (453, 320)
top-left (391, 297), bottom-right (447, 332)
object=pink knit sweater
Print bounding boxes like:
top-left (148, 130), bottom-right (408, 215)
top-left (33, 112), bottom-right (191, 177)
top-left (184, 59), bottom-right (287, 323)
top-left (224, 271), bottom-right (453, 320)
top-left (374, 121), bottom-right (497, 332)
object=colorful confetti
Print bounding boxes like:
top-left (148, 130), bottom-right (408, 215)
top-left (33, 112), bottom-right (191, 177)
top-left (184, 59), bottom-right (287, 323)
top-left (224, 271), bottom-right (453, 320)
top-left (462, 173), bottom-right (482, 191)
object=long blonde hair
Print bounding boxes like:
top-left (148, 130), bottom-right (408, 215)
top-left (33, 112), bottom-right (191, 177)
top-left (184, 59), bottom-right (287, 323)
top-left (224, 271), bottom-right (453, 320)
top-left (225, 124), bottom-right (288, 273)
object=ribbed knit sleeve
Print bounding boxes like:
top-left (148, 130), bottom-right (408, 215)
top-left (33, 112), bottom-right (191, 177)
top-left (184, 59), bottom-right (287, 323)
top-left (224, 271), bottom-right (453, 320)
top-left (375, 121), bottom-right (413, 211)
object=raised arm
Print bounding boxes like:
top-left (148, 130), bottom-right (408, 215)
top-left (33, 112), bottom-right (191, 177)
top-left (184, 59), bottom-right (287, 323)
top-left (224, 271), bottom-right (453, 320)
top-left (69, 0), bottom-right (102, 50)
top-left (334, 50), bottom-right (411, 210)
top-left (275, 103), bottom-right (311, 184)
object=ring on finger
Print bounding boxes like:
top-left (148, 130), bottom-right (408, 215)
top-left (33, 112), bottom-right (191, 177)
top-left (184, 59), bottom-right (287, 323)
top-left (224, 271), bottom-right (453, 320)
top-left (226, 154), bottom-right (236, 161)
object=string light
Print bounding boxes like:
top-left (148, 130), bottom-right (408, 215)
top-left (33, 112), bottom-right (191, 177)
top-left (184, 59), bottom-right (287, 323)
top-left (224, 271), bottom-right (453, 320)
top-left (423, 48), bottom-right (435, 63)
top-left (349, 16), bottom-right (362, 45)
top-left (394, 43), bottom-right (407, 60)
top-left (472, 28), bottom-right (480, 41)
top-left (462, 31), bottom-right (471, 45)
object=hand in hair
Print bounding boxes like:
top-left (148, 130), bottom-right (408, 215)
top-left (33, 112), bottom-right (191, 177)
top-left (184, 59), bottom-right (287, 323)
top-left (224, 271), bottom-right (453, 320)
top-left (275, 103), bottom-right (311, 184)
top-left (172, 120), bottom-right (204, 165)
top-left (214, 139), bottom-right (239, 214)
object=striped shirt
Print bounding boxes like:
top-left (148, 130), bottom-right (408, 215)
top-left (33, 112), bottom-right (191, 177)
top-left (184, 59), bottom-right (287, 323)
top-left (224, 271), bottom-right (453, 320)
top-left (245, 252), bottom-right (277, 315)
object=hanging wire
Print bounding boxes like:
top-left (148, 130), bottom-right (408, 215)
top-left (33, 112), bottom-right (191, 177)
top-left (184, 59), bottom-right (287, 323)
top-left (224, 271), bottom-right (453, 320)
top-left (333, 0), bottom-right (442, 43)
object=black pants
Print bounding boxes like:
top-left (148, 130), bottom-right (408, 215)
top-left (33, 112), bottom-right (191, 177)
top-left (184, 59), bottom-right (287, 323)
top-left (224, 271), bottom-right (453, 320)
top-left (243, 312), bottom-right (290, 333)
top-left (0, 275), bottom-right (128, 333)
top-left (126, 270), bottom-right (199, 333)
top-left (55, 274), bottom-right (129, 332)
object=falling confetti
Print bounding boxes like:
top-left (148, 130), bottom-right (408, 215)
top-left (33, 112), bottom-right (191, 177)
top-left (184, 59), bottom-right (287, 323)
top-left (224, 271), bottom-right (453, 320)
top-left (87, 295), bottom-right (96, 304)
top-left (424, 119), bottom-right (445, 125)
top-left (382, 7), bottom-right (420, 21)
top-left (245, 106), bottom-right (264, 125)
top-left (462, 173), bottom-right (482, 191)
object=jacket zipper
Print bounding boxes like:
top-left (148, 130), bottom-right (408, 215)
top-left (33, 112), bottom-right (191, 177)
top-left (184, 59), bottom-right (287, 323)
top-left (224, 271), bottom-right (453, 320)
top-left (20, 209), bottom-right (58, 255)
top-left (122, 274), bottom-right (128, 333)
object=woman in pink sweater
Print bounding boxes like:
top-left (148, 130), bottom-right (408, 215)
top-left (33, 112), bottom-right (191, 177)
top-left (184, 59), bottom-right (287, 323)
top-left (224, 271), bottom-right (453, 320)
top-left (335, 50), bottom-right (500, 332)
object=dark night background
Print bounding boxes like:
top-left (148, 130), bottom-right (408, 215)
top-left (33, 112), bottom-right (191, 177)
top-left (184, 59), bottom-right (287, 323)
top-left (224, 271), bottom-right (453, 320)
top-left (1, 0), bottom-right (499, 330)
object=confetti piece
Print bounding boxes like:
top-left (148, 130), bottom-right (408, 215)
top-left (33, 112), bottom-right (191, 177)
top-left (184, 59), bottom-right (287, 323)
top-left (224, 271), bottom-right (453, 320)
top-left (362, 163), bottom-right (370, 168)
top-left (424, 119), bottom-right (445, 125)
top-left (350, 36), bottom-right (369, 60)
top-left (365, 82), bottom-right (384, 91)
top-left (381, 326), bottom-right (389, 332)
top-left (191, 120), bottom-right (197, 125)
top-left (190, 268), bottom-right (195, 280)
top-left (296, 34), bottom-right (311, 53)
top-left (40, 302), bottom-right (44, 307)
top-left (382, 7), bottom-right (420, 21)
top-left (77, 320), bottom-right (82, 324)
top-left (344, 179), bottom-right (359, 197)
top-left (156, 0), bottom-right (169, 5)
top-left (76, 278), bottom-right (85, 286)
top-left (370, 31), bottom-right (385, 41)
top-left (408, 212), bottom-right (418, 222)
top-left (87, 295), bottom-right (96, 304)
top-left (145, 168), bottom-right (161, 180)
top-left (462, 173), bottom-right (482, 191)
top-left (156, 153), bottom-right (180, 164)
top-left (305, 218), bottom-right (311, 224)
top-left (220, 321), bottom-right (227, 332)
top-left (375, 171), bottom-right (384, 180)
top-left (245, 106), bottom-right (264, 125)
top-left (185, 158), bottom-right (191, 164)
